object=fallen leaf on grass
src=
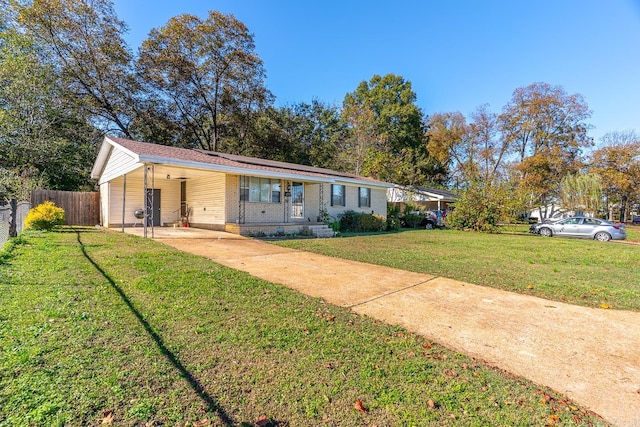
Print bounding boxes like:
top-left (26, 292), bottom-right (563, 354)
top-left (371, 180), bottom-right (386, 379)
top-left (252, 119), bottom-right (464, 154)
top-left (354, 400), bottom-right (368, 413)
top-left (547, 413), bottom-right (560, 424)
top-left (255, 415), bottom-right (269, 426)
top-left (423, 342), bottom-right (432, 349)
top-left (193, 419), bottom-right (210, 427)
top-left (427, 399), bottom-right (436, 409)
top-left (527, 285), bottom-right (534, 289)
top-left (600, 303), bottom-right (612, 309)
top-left (101, 410), bottom-right (114, 425)
top-left (443, 369), bottom-right (458, 377)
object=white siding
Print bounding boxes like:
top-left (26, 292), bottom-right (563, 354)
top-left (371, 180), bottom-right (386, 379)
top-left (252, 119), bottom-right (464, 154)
top-left (187, 173), bottom-right (226, 225)
top-left (99, 182), bottom-right (109, 226)
top-left (106, 176), bottom-right (181, 226)
top-left (99, 147), bottom-right (141, 184)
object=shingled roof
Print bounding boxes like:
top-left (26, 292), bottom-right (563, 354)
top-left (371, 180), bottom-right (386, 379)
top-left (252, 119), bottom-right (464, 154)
top-left (93, 137), bottom-right (391, 187)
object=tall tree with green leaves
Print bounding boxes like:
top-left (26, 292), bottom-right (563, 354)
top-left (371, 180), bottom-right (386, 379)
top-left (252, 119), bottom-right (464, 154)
top-left (137, 11), bottom-right (272, 152)
top-left (0, 27), bottom-right (100, 190)
top-left (244, 101), bottom-right (345, 167)
top-left (17, 0), bottom-right (139, 136)
top-left (342, 74), bottom-right (439, 184)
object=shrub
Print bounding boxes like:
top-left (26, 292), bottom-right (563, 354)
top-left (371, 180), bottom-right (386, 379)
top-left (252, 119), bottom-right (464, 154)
top-left (24, 201), bottom-right (65, 231)
top-left (400, 203), bottom-right (423, 228)
top-left (386, 203), bottom-right (401, 231)
top-left (386, 216), bottom-right (401, 231)
top-left (338, 210), bottom-right (387, 232)
top-left (358, 214), bottom-right (386, 232)
top-left (338, 210), bottom-right (360, 232)
top-left (447, 185), bottom-right (501, 232)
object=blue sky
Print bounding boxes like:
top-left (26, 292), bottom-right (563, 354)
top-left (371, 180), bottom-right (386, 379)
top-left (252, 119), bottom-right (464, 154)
top-left (112, 0), bottom-right (640, 143)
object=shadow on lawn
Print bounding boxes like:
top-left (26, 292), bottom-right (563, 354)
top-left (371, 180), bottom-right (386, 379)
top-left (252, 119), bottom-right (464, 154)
top-left (73, 228), bottom-right (234, 425)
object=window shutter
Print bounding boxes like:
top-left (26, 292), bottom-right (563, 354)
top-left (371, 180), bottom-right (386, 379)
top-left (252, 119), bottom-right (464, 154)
top-left (330, 184), bottom-right (334, 206)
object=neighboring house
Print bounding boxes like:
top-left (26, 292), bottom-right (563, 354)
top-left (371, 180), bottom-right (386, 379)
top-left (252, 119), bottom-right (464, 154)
top-left (387, 185), bottom-right (459, 212)
top-left (529, 205), bottom-right (590, 222)
top-left (91, 137), bottom-right (392, 236)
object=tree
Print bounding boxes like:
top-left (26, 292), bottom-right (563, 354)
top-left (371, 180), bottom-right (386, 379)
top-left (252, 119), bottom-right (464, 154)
top-left (499, 82), bottom-right (593, 210)
top-left (590, 131), bottom-right (640, 221)
top-left (469, 104), bottom-right (510, 183)
top-left (425, 111), bottom-right (469, 184)
top-left (340, 100), bottom-right (378, 176)
top-left (137, 11), bottom-right (271, 152)
top-left (426, 106), bottom-right (507, 186)
top-left (17, 0), bottom-right (139, 136)
top-left (244, 101), bottom-right (345, 167)
top-left (341, 74), bottom-right (439, 184)
top-left (0, 27), bottom-right (100, 190)
top-left (0, 167), bottom-right (46, 202)
top-left (559, 173), bottom-right (602, 215)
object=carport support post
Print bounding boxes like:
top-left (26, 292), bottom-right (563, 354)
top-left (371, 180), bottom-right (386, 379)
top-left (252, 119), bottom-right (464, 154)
top-left (151, 166), bottom-right (155, 239)
top-left (121, 174), bottom-right (126, 233)
top-left (143, 165), bottom-right (148, 238)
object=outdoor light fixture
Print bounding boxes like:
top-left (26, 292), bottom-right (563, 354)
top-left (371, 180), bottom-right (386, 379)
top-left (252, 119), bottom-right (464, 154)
top-left (166, 174), bottom-right (170, 179)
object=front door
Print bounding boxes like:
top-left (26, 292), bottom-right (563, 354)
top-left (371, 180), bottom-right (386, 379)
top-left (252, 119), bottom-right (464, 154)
top-left (145, 189), bottom-right (161, 226)
top-left (291, 182), bottom-right (304, 219)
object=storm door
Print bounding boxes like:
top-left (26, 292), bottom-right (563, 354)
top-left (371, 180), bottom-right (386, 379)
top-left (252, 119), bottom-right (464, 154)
top-left (145, 189), bottom-right (161, 226)
top-left (291, 182), bottom-right (304, 219)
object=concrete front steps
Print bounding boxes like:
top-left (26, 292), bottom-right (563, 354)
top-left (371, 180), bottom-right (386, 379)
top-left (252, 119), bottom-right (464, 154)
top-left (304, 224), bottom-right (336, 238)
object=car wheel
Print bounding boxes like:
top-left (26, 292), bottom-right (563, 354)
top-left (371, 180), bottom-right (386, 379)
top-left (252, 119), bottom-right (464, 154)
top-left (539, 227), bottom-right (552, 237)
top-left (594, 231), bottom-right (611, 242)
top-left (425, 222), bottom-right (434, 230)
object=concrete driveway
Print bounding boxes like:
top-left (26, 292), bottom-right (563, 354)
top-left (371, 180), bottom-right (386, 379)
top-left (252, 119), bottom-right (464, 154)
top-left (148, 229), bottom-right (640, 427)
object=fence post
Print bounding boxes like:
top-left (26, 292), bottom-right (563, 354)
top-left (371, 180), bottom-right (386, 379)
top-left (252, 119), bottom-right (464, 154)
top-left (9, 199), bottom-right (17, 237)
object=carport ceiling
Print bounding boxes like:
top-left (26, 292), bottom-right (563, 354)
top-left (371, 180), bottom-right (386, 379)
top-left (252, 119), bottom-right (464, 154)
top-left (125, 164), bottom-right (215, 181)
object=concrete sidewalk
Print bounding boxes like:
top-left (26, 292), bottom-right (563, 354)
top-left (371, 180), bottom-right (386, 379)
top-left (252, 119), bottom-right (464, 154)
top-left (154, 233), bottom-right (640, 427)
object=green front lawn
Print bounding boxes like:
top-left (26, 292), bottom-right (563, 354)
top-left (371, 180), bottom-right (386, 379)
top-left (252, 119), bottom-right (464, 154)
top-left (0, 228), bottom-right (606, 425)
top-left (275, 228), bottom-right (640, 311)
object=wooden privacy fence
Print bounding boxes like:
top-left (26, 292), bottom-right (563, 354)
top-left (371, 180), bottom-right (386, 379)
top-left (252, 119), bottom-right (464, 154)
top-left (31, 190), bottom-right (100, 226)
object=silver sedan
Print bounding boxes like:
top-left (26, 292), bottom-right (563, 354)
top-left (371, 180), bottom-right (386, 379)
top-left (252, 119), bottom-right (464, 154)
top-left (530, 217), bottom-right (627, 241)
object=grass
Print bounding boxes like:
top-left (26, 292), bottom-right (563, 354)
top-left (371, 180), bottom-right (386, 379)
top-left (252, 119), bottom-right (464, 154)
top-left (275, 226), bottom-right (640, 311)
top-left (0, 228), bottom-right (606, 426)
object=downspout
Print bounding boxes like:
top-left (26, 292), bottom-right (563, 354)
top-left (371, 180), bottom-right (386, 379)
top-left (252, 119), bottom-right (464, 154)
top-left (151, 165), bottom-right (155, 238)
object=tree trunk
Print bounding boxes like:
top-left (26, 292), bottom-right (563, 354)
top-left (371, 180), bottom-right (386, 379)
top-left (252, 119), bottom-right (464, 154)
top-left (620, 195), bottom-right (628, 222)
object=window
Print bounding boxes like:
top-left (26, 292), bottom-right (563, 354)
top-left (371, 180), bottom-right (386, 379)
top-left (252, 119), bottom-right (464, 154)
top-left (358, 187), bottom-right (371, 208)
top-left (331, 184), bottom-right (345, 206)
top-left (240, 177), bottom-right (281, 203)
